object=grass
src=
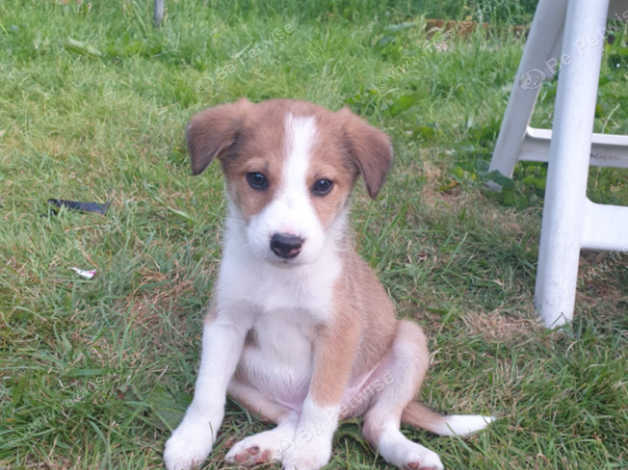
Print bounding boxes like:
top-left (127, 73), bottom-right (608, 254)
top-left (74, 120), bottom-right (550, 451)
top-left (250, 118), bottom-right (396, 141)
top-left (0, 0), bottom-right (626, 469)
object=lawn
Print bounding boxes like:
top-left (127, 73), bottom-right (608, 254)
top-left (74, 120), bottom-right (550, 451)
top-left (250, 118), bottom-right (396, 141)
top-left (0, 1), bottom-right (626, 469)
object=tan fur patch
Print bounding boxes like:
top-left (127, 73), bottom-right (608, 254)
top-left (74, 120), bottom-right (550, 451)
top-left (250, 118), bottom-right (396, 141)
top-left (218, 102), bottom-right (288, 220)
top-left (310, 247), bottom-right (399, 406)
top-left (309, 310), bottom-right (361, 406)
top-left (306, 124), bottom-right (357, 229)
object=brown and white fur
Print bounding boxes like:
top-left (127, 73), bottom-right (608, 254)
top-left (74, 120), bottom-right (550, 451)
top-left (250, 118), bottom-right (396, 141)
top-left (164, 98), bottom-right (493, 470)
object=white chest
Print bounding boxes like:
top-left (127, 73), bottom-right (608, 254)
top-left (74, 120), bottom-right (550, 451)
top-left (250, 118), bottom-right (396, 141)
top-left (238, 309), bottom-right (315, 409)
top-left (215, 231), bottom-right (342, 409)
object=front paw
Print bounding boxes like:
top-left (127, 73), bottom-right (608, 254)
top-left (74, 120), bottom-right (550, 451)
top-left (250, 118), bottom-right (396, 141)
top-left (164, 416), bottom-right (218, 470)
top-left (282, 436), bottom-right (332, 470)
top-left (225, 429), bottom-right (291, 466)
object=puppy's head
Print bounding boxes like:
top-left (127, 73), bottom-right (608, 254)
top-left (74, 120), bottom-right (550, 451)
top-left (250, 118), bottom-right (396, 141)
top-left (187, 98), bottom-right (392, 265)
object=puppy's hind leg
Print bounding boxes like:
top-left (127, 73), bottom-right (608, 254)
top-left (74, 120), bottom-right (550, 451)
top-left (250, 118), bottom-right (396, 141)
top-left (362, 320), bottom-right (443, 470)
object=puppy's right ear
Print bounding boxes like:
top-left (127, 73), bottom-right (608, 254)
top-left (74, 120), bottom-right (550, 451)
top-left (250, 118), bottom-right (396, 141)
top-left (186, 98), bottom-right (251, 175)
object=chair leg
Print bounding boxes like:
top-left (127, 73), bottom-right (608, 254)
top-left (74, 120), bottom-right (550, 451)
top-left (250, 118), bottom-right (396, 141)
top-left (534, 0), bottom-right (611, 328)
top-left (154, 0), bottom-right (165, 27)
top-left (489, 0), bottom-right (567, 179)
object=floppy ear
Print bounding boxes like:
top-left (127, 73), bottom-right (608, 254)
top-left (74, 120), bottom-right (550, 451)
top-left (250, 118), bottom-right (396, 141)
top-left (338, 107), bottom-right (393, 199)
top-left (186, 98), bottom-right (251, 175)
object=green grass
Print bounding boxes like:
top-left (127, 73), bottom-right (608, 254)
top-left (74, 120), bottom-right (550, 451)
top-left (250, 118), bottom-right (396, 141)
top-left (1, 1), bottom-right (626, 469)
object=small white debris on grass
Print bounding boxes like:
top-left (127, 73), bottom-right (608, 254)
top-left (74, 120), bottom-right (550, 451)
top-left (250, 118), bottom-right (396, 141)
top-left (71, 267), bottom-right (96, 279)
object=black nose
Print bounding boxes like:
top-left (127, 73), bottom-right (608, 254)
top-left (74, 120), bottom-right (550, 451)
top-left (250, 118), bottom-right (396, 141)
top-left (270, 233), bottom-right (304, 259)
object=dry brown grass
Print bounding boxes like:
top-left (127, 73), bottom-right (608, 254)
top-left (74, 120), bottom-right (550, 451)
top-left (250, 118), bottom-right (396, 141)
top-left (463, 309), bottom-right (542, 343)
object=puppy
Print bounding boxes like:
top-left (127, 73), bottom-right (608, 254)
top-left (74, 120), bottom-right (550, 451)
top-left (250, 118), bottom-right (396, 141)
top-left (164, 98), bottom-right (493, 470)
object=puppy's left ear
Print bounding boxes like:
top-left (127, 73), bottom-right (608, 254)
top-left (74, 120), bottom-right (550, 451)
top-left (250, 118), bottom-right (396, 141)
top-left (338, 107), bottom-right (393, 199)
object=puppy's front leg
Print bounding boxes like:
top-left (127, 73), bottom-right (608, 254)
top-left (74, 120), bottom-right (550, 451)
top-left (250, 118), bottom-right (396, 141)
top-left (283, 316), bottom-right (360, 470)
top-left (164, 309), bottom-right (249, 470)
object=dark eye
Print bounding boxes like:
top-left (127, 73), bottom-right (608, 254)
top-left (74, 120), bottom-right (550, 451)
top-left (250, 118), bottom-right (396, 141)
top-left (312, 178), bottom-right (333, 196)
top-left (246, 172), bottom-right (269, 191)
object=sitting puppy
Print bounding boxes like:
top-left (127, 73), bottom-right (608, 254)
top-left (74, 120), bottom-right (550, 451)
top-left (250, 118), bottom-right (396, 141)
top-left (164, 99), bottom-right (493, 470)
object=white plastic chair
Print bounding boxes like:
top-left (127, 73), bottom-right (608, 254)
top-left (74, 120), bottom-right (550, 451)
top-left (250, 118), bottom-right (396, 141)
top-left (489, 0), bottom-right (628, 328)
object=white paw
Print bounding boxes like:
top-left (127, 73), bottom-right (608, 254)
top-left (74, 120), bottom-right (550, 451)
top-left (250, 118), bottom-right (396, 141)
top-left (282, 436), bottom-right (332, 470)
top-left (225, 428), bottom-right (292, 466)
top-left (163, 416), bottom-right (217, 470)
top-left (378, 431), bottom-right (444, 470)
top-left (398, 443), bottom-right (444, 470)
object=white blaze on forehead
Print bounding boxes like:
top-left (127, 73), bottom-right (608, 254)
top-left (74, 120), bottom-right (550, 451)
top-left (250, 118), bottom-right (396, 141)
top-left (266, 112), bottom-right (319, 237)
top-left (280, 113), bottom-right (317, 205)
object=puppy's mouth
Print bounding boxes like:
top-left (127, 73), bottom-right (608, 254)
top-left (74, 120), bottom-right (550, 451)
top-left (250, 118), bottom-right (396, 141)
top-left (266, 253), bottom-right (305, 267)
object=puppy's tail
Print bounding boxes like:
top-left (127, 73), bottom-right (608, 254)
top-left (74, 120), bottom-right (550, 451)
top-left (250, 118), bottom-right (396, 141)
top-left (401, 401), bottom-right (495, 437)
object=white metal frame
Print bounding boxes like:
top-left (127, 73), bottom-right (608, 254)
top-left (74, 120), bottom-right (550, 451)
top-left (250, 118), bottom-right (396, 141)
top-left (489, 0), bottom-right (628, 328)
